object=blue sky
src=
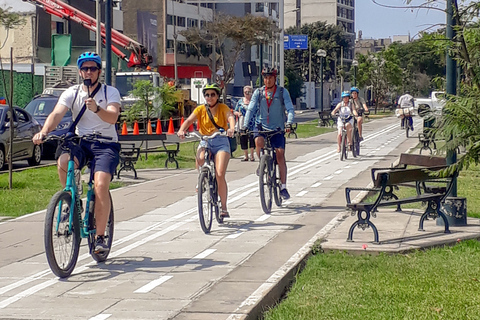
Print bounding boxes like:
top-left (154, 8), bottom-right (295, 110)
top-left (356, 0), bottom-right (447, 39)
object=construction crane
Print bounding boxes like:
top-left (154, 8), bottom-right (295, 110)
top-left (24, 0), bottom-right (152, 68)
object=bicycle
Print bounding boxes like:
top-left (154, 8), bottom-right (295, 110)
top-left (187, 131), bottom-right (226, 234)
top-left (334, 114), bottom-right (351, 161)
top-left (352, 110), bottom-right (369, 158)
top-left (257, 128), bottom-right (284, 214)
top-left (43, 132), bottom-right (114, 278)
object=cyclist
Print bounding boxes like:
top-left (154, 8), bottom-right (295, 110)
top-left (331, 91), bottom-right (358, 153)
top-left (350, 87), bottom-right (368, 141)
top-left (397, 91), bottom-right (414, 131)
top-left (243, 67), bottom-right (295, 200)
top-left (177, 83), bottom-right (235, 219)
top-left (33, 52), bottom-right (121, 253)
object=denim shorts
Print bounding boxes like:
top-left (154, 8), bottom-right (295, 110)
top-left (198, 135), bottom-right (230, 155)
top-left (58, 140), bottom-right (120, 177)
top-left (253, 126), bottom-right (286, 149)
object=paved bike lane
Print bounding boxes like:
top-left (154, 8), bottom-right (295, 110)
top-left (0, 116), bottom-right (421, 319)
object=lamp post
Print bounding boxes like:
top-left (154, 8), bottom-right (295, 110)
top-left (352, 59), bottom-right (358, 87)
top-left (317, 49), bottom-right (326, 111)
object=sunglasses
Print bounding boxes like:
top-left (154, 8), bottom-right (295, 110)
top-left (80, 66), bottom-right (99, 72)
top-left (245, 91), bottom-right (252, 94)
top-left (204, 93), bottom-right (217, 98)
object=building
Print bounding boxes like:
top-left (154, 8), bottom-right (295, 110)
top-left (284, 0), bottom-right (355, 61)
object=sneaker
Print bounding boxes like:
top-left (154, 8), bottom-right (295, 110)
top-left (280, 188), bottom-right (290, 200)
top-left (94, 236), bottom-right (109, 253)
top-left (410, 126), bottom-right (414, 131)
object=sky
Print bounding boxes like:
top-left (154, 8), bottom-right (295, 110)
top-left (356, 0), bottom-right (447, 40)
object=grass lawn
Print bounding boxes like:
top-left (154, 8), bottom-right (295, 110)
top-left (263, 240), bottom-right (480, 320)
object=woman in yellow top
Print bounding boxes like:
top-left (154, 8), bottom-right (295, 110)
top-left (178, 83), bottom-right (235, 218)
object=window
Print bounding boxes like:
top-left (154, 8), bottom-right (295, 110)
top-left (255, 3), bottom-right (264, 12)
top-left (15, 109), bottom-right (28, 123)
top-left (167, 39), bottom-right (174, 49)
top-left (177, 16), bottom-right (186, 27)
top-left (200, 20), bottom-right (206, 29)
top-left (187, 18), bottom-right (198, 28)
top-left (167, 15), bottom-right (174, 25)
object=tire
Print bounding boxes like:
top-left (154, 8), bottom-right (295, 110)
top-left (212, 179), bottom-right (222, 224)
top-left (0, 147), bottom-right (4, 170)
top-left (406, 124), bottom-right (410, 138)
top-left (259, 154), bottom-right (273, 214)
top-left (341, 132), bottom-right (347, 161)
top-left (353, 129), bottom-right (360, 157)
top-left (44, 191), bottom-right (81, 278)
top-left (198, 169), bottom-right (213, 233)
top-left (273, 164), bottom-right (282, 207)
top-left (28, 144), bottom-right (42, 166)
top-left (89, 192), bottom-right (115, 262)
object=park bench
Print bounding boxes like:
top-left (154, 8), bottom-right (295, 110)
top-left (345, 164), bottom-right (457, 244)
top-left (287, 122), bottom-right (298, 139)
top-left (318, 111), bottom-right (335, 127)
top-left (117, 134), bottom-right (180, 179)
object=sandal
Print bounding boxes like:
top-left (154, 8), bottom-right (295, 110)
top-left (220, 210), bottom-right (230, 218)
top-left (242, 157), bottom-right (249, 161)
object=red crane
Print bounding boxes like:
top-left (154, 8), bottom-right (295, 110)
top-left (24, 0), bottom-right (152, 68)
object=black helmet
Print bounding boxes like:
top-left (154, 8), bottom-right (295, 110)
top-left (202, 83), bottom-right (222, 96)
top-left (261, 67), bottom-right (277, 77)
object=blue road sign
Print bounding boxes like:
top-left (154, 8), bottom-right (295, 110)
top-left (284, 35), bottom-right (290, 50)
top-left (289, 35), bottom-right (308, 50)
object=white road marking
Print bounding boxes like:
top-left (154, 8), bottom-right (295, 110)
top-left (295, 190), bottom-right (308, 197)
top-left (310, 182), bottom-right (322, 188)
top-left (324, 176), bottom-right (333, 180)
top-left (188, 249), bottom-right (217, 263)
top-left (134, 276), bottom-right (173, 293)
top-left (334, 170), bottom-right (343, 175)
top-left (89, 314), bottom-right (112, 320)
top-left (255, 215), bottom-right (271, 222)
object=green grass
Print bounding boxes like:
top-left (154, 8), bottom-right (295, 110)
top-left (292, 120), bottom-right (336, 138)
top-left (0, 166), bottom-right (125, 218)
top-left (264, 239), bottom-right (480, 320)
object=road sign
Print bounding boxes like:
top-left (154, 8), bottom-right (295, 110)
top-left (289, 35), bottom-right (308, 50)
top-left (284, 35), bottom-right (290, 50)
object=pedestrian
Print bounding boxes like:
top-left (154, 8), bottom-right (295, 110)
top-left (234, 85), bottom-right (256, 161)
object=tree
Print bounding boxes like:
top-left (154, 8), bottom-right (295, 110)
top-left (180, 13), bottom-right (278, 95)
top-left (283, 21), bottom-right (351, 100)
top-left (0, 7), bottom-right (25, 50)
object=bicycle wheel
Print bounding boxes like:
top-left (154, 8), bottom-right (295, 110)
top-left (353, 128), bottom-right (360, 157)
top-left (213, 179), bottom-right (222, 224)
top-left (341, 131), bottom-right (347, 161)
top-left (405, 123), bottom-right (410, 138)
top-left (273, 163), bottom-right (282, 207)
top-left (198, 169), bottom-right (213, 233)
top-left (259, 154), bottom-right (273, 214)
top-left (44, 191), bottom-right (81, 278)
top-left (89, 192), bottom-right (115, 262)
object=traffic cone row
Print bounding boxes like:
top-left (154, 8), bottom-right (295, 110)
top-left (133, 120), bottom-right (139, 135)
top-left (167, 117), bottom-right (174, 135)
top-left (156, 119), bottom-right (162, 134)
top-left (121, 118), bottom-right (191, 135)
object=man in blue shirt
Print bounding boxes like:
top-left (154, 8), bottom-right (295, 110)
top-left (244, 67), bottom-right (295, 200)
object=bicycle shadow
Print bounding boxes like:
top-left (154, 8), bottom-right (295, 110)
top-left (66, 256), bottom-right (229, 282)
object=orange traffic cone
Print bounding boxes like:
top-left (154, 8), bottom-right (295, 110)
top-left (121, 121), bottom-right (127, 135)
top-left (167, 117), bottom-right (174, 135)
top-left (133, 120), bottom-right (139, 135)
top-left (147, 119), bottom-right (153, 134)
top-left (180, 116), bottom-right (185, 127)
top-left (188, 122), bottom-right (194, 132)
top-left (156, 119), bottom-right (162, 134)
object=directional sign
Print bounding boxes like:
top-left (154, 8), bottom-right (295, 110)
top-left (289, 35), bottom-right (308, 50)
top-left (284, 35), bottom-right (290, 50)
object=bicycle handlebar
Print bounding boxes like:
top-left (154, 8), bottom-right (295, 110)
top-left (44, 132), bottom-right (113, 144)
top-left (186, 130), bottom-right (227, 141)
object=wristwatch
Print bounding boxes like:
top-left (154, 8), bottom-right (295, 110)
top-left (94, 104), bottom-right (100, 113)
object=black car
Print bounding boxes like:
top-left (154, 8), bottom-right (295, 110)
top-left (25, 94), bottom-right (73, 158)
top-left (0, 105), bottom-right (42, 169)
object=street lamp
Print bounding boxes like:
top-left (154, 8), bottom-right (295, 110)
top-left (352, 59), bottom-right (358, 87)
top-left (317, 49), bottom-right (326, 111)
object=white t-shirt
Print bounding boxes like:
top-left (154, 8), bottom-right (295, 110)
top-left (398, 94), bottom-right (414, 108)
top-left (58, 84), bottom-right (121, 142)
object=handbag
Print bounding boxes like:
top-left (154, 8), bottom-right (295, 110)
top-left (205, 105), bottom-right (237, 154)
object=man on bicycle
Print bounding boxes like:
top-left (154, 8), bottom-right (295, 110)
top-left (243, 67), bottom-right (295, 200)
top-left (397, 91), bottom-right (414, 131)
top-left (350, 87), bottom-right (368, 141)
top-left (331, 91), bottom-right (358, 153)
top-left (33, 52), bottom-right (121, 253)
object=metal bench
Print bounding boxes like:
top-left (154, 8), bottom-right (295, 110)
top-left (345, 165), bottom-right (457, 243)
top-left (318, 111), bottom-right (334, 127)
top-left (117, 143), bottom-right (140, 179)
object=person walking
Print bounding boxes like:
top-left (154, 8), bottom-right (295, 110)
top-left (234, 85), bottom-right (256, 161)
top-left (33, 52), bottom-right (121, 253)
top-left (243, 67), bottom-right (295, 200)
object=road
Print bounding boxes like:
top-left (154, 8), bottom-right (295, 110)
top-left (0, 115), bottom-right (422, 319)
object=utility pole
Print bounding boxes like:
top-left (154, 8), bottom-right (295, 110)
top-left (105, 0), bottom-right (112, 85)
top-left (96, 0), bottom-right (102, 56)
top-left (446, 0), bottom-right (457, 196)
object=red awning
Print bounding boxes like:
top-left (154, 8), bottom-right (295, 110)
top-left (158, 65), bottom-right (212, 79)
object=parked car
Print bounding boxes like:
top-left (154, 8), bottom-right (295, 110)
top-left (0, 105), bottom-right (42, 169)
top-left (24, 94), bottom-right (73, 158)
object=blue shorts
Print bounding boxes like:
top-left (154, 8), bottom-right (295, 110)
top-left (59, 140), bottom-right (120, 177)
top-left (253, 125), bottom-right (286, 149)
top-left (198, 135), bottom-right (230, 155)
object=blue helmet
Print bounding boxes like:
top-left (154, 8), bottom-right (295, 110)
top-left (341, 91), bottom-right (350, 98)
top-left (77, 52), bottom-right (102, 69)
top-left (350, 87), bottom-right (359, 93)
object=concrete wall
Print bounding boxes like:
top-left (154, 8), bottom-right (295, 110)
top-left (0, 14), bottom-right (35, 64)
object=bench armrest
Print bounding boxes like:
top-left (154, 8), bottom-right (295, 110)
top-left (345, 187), bottom-right (380, 204)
